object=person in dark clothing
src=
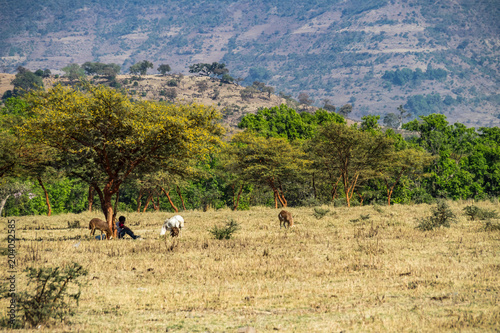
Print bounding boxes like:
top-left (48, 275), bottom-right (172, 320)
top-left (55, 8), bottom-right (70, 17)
top-left (116, 216), bottom-right (140, 239)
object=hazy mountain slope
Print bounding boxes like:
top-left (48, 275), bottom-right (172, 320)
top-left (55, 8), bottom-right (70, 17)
top-left (1, 0), bottom-right (499, 126)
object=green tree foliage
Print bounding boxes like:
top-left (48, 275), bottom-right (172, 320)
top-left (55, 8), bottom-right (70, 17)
top-left (360, 115), bottom-right (381, 132)
top-left (338, 104), bottom-right (353, 117)
top-left (225, 131), bottom-right (308, 208)
top-left (238, 104), bottom-right (344, 141)
top-left (403, 114), bottom-right (492, 200)
top-left (189, 62), bottom-right (228, 78)
top-left (10, 67), bottom-right (44, 97)
top-left (129, 60), bottom-right (153, 76)
top-left (383, 112), bottom-right (399, 128)
top-left (61, 63), bottom-right (85, 82)
top-left (382, 65), bottom-right (448, 86)
top-left (20, 84), bottom-right (224, 231)
top-left (310, 123), bottom-right (394, 207)
top-left (157, 64), bottom-right (171, 75)
top-left (82, 62), bottom-right (120, 79)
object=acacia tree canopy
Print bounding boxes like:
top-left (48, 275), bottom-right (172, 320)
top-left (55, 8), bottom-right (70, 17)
top-left (21, 84), bottom-right (224, 231)
top-left (310, 123), bottom-right (394, 207)
top-left (224, 131), bottom-right (308, 208)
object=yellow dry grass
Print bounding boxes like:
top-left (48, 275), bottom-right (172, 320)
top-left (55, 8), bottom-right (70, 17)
top-left (1, 201), bottom-right (499, 332)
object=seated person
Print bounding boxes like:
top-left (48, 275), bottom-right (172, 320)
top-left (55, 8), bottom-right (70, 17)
top-left (116, 216), bottom-right (140, 239)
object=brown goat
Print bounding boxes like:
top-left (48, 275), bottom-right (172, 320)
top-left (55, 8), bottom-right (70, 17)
top-left (89, 218), bottom-right (112, 240)
top-left (278, 210), bottom-right (294, 228)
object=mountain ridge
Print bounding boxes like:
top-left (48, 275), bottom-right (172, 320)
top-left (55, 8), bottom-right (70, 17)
top-left (1, 0), bottom-right (498, 126)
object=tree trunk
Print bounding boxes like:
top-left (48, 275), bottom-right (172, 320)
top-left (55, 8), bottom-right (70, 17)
top-left (93, 182), bottom-right (117, 239)
top-left (331, 174), bottom-right (342, 202)
top-left (233, 185), bottom-right (243, 211)
top-left (88, 185), bottom-right (94, 212)
top-left (278, 182), bottom-right (287, 207)
top-left (176, 185), bottom-right (186, 210)
top-left (312, 173), bottom-right (317, 199)
top-left (112, 191), bottom-right (120, 224)
top-left (0, 195), bottom-right (10, 217)
top-left (143, 191), bottom-right (153, 212)
top-left (136, 189), bottom-right (144, 212)
top-left (160, 187), bottom-right (178, 212)
top-left (37, 177), bottom-right (52, 216)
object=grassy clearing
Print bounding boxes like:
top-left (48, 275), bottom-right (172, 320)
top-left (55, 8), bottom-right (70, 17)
top-left (1, 201), bottom-right (499, 332)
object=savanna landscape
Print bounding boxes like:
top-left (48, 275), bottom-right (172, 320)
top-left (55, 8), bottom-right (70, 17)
top-left (1, 201), bottom-right (499, 332)
top-left (1, 0), bottom-right (500, 332)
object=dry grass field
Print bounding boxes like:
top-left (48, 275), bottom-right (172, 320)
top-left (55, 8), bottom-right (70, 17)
top-left (1, 201), bottom-right (499, 332)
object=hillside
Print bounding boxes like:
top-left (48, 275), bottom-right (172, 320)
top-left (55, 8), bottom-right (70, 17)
top-left (0, 0), bottom-right (499, 126)
top-left (0, 72), bottom-right (296, 130)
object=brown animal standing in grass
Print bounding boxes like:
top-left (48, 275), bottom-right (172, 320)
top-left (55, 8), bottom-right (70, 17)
top-left (89, 218), bottom-right (113, 240)
top-left (278, 210), bottom-right (293, 228)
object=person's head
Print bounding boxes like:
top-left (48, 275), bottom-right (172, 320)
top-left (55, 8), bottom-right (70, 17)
top-left (119, 216), bottom-right (126, 223)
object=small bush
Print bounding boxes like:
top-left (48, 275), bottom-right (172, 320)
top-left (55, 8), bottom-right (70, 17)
top-left (67, 220), bottom-right (81, 229)
top-left (416, 200), bottom-right (456, 231)
top-left (373, 204), bottom-right (384, 213)
top-left (483, 220), bottom-right (500, 231)
top-left (313, 207), bottom-right (330, 219)
top-left (209, 219), bottom-right (239, 240)
top-left (166, 79), bottom-right (178, 87)
top-left (463, 205), bottom-right (499, 221)
top-left (1, 263), bottom-right (87, 328)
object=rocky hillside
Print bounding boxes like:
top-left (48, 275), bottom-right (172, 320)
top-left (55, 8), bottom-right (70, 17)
top-left (1, 0), bottom-right (499, 126)
top-left (0, 72), bottom-right (297, 131)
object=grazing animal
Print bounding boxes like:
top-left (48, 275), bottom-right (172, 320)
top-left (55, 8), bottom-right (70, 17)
top-left (160, 215), bottom-right (185, 236)
top-left (89, 218), bottom-right (113, 240)
top-left (170, 227), bottom-right (180, 237)
top-left (278, 210), bottom-right (294, 228)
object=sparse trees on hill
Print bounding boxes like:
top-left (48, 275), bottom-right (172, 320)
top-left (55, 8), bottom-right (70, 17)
top-left (322, 99), bottom-right (336, 112)
top-left (338, 104), bottom-right (353, 117)
top-left (82, 62), bottom-right (120, 79)
top-left (157, 64), bottom-right (171, 75)
top-left (61, 63), bottom-right (85, 82)
top-left (298, 92), bottom-right (313, 106)
top-left (9, 67), bottom-right (44, 97)
top-left (129, 61), bottom-right (154, 76)
top-left (189, 62), bottom-right (229, 78)
top-left (383, 113), bottom-right (399, 128)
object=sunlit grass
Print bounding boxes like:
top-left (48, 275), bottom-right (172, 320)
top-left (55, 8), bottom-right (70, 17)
top-left (1, 201), bottom-right (499, 332)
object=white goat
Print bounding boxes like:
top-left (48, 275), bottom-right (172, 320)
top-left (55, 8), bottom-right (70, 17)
top-left (160, 215), bottom-right (185, 237)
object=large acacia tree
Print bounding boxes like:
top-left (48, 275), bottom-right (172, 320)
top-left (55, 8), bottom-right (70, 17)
top-left (225, 131), bottom-right (308, 208)
top-left (21, 84), bottom-right (224, 234)
top-left (310, 123), bottom-right (394, 207)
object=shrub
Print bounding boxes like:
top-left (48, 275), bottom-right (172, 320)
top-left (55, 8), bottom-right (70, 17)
top-left (416, 200), bottom-right (456, 231)
top-left (67, 220), bottom-right (81, 229)
top-left (313, 207), bottom-right (330, 219)
top-left (463, 205), bottom-right (499, 221)
top-left (483, 220), bottom-right (500, 232)
top-left (1, 263), bottom-right (87, 328)
top-left (209, 219), bottom-right (239, 240)
top-left (166, 79), bottom-right (178, 87)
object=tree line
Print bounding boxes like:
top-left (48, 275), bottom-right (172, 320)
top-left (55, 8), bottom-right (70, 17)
top-left (1, 83), bottom-right (499, 227)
